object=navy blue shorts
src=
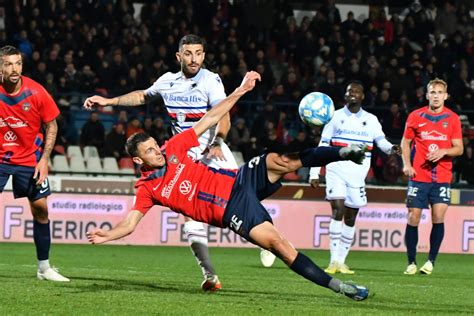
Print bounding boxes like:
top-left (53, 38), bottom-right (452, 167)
top-left (406, 180), bottom-right (451, 209)
top-left (223, 155), bottom-right (282, 241)
top-left (0, 164), bottom-right (51, 200)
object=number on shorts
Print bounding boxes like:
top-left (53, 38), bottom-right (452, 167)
top-left (359, 187), bottom-right (366, 199)
top-left (230, 215), bottom-right (243, 231)
top-left (248, 156), bottom-right (261, 168)
top-left (439, 187), bottom-right (451, 198)
top-left (40, 178), bottom-right (49, 189)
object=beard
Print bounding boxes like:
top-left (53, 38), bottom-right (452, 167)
top-left (182, 63), bottom-right (200, 78)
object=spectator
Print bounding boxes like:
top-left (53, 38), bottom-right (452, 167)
top-left (242, 136), bottom-right (264, 162)
top-left (228, 118), bottom-right (250, 153)
top-left (150, 117), bottom-right (170, 146)
top-left (104, 123), bottom-right (127, 159)
top-left (382, 154), bottom-right (402, 184)
top-left (142, 117), bottom-right (154, 136)
top-left (251, 102), bottom-right (280, 139)
top-left (80, 112), bottom-right (105, 151)
top-left (126, 117), bottom-right (144, 138)
top-left (435, 1), bottom-right (458, 37)
top-left (382, 103), bottom-right (407, 143)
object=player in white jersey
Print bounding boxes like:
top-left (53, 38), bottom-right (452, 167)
top-left (309, 82), bottom-right (400, 274)
top-left (84, 34), bottom-right (242, 290)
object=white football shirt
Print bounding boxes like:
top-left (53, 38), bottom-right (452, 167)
top-left (145, 68), bottom-right (237, 168)
top-left (310, 106), bottom-right (392, 186)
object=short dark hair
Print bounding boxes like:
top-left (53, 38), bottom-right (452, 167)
top-left (178, 34), bottom-right (205, 51)
top-left (0, 45), bottom-right (21, 58)
top-left (347, 80), bottom-right (364, 92)
top-left (125, 133), bottom-right (151, 157)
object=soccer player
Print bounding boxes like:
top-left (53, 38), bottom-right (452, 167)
top-left (0, 46), bottom-right (69, 281)
top-left (87, 71), bottom-right (369, 301)
top-left (83, 34), bottom-right (275, 291)
top-left (401, 78), bottom-right (463, 275)
top-left (309, 82), bottom-right (400, 274)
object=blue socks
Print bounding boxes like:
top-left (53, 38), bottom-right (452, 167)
top-left (405, 223), bottom-right (445, 265)
top-left (405, 224), bottom-right (418, 264)
top-left (33, 221), bottom-right (51, 261)
top-left (429, 223), bottom-right (444, 264)
top-left (299, 147), bottom-right (341, 167)
top-left (290, 252), bottom-right (332, 288)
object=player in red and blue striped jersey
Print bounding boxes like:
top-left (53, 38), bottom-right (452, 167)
top-left (84, 35), bottom-right (235, 290)
top-left (0, 45), bottom-right (69, 281)
top-left (401, 78), bottom-right (463, 275)
top-left (87, 71), bottom-right (370, 301)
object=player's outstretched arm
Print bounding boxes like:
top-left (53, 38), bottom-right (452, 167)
top-left (193, 71), bottom-right (260, 137)
top-left (87, 210), bottom-right (144, 244)
top-left (206, 112), bottom-right (231, 161)
top-left (83, 90), bottom-right (146, 109)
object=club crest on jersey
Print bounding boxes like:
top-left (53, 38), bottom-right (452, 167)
top-left (176, 112), bottom-right (186, 123)
top-left (22, 103), bottom-right (31, 112)
top-left (442, 122), bottom-right (448, 128)
top-left (169, 154), bottom-right (179, 164)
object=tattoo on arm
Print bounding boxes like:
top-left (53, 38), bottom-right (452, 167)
top-left (42, 119), bottom-right (58, 160)
top-left (116, 91), bottom-right (146, 106)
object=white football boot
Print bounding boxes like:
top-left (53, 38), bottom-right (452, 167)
top-left (37, 267), bottom-right (70, 282)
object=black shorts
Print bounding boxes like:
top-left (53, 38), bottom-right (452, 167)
top-left (406, 180), bottom-right (451, 209)
top-left (0, 164), bottom-right (51, 200)
top-left (222, 155), bottom-right (282, 241)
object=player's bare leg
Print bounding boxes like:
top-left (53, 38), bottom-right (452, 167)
top-left (183, 216), bottom-right (220, 291)
top-left (249, 222), bottom-right (369, 301)
top-left (30, 198), bottom-right (69, 282)
top-left (420, 203), bottom-right (448, 275)
top-left (404, 207), bottom-right (423, 274)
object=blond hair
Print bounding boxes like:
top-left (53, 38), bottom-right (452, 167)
top-left (427, 78), bottom-right (448, 91)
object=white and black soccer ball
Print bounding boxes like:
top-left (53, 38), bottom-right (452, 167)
top-left (352, 285), bottom-right (369, 301)
top-left (298, 92), bottom-right (335, 127)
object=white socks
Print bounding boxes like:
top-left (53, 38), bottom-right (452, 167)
top-left (336, 223), bottom-right (356, 264)
top-left (329, 219), bottom-right (343, 263)
top-left (329, 220), bottom-right (356, 264)
top-left (38, 259), bottom-right (50, 272)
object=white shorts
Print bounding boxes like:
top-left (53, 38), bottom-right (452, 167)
top-left (325, 170), bottom-right (367, 208)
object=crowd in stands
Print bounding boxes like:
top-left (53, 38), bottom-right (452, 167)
top-left (3, 0), bottom-right (474, 184)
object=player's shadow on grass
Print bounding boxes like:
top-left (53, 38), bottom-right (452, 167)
top-left (247, 264), bottom-right (286, 270)
top-left (353, 267), bottom-right (396, 273)
top-left (68, 276), bottom-right (326, 300)
top-left (68, 276), bottom-right (199, 294)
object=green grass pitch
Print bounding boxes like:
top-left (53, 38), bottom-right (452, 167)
top-left (0, 243), bottom-right (472, 315)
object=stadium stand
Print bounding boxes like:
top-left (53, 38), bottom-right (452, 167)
top-left (52, 155), bottom-right (70, 174)
top-left (85, 157), bottom-right (103, 175)
top-left (5, 0), bottom-right (473, 185)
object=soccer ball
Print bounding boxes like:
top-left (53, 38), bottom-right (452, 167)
top-left (298, 92), bottom-right (335, 127)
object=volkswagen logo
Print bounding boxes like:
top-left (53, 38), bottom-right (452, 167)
top-left (4, 131), bottom-right (17, 141)
top-left (179, 180), bottom-right (192, 195)
top-left (428, 144), bottom-right (439, 152)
